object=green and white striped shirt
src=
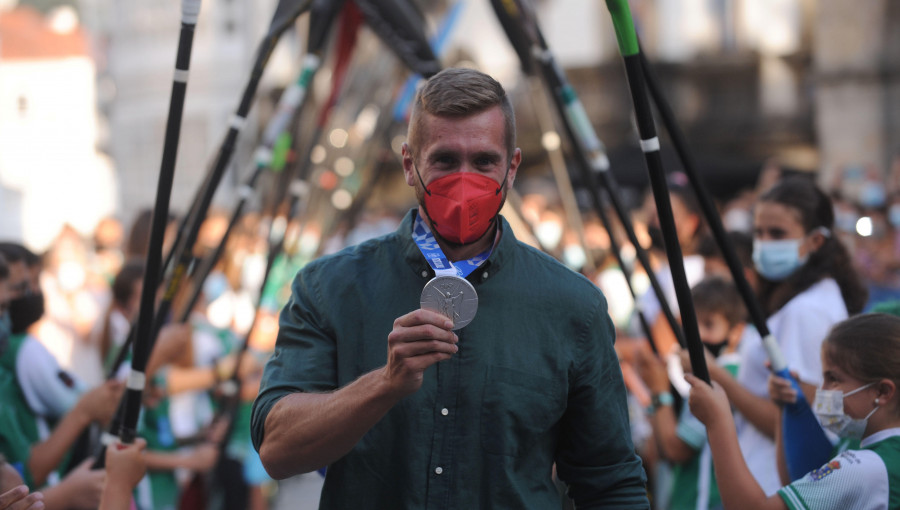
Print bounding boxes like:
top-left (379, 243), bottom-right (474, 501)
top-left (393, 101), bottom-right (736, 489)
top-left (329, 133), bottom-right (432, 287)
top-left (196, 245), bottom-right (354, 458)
top-left (779, 427), bottom-right (900, 510)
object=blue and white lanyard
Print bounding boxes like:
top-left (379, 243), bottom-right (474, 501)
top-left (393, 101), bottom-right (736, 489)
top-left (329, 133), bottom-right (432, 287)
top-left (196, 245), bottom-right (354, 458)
top-left (412, 215), bottom-right (492, 278)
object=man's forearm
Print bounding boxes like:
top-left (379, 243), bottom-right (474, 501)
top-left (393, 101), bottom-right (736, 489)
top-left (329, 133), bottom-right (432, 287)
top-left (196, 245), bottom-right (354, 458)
top-left (259, 368), bottom-right (400, 479)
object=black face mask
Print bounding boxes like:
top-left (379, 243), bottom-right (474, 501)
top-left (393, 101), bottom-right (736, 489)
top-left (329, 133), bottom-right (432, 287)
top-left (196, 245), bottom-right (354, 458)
top-left (647, 225), bottom-right (666, 251)
top-left (705, 340), bottom-right (728, 358)
top-left (9, 292), bottom-right (44, 334)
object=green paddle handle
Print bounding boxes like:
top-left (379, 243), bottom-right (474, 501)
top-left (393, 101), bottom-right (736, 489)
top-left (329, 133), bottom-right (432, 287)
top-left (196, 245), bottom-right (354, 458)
top-left (605, 0), bottom-right (639, 56)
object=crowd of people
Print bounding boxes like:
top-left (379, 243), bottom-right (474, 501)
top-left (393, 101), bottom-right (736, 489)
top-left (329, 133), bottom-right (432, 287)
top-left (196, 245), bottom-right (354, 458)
top-left (0, 209), bottom-right (284, 510)
top-left (1, 67), bottom-right (899, 509)
top-left (614, 172), bottom-right (899, 510)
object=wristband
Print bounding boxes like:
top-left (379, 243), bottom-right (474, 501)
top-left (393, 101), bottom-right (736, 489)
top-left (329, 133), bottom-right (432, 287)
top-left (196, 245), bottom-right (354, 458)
top-left (646, 391), bottom-right (674, 415)
top-left (214, 358), bottom-right (231, 382)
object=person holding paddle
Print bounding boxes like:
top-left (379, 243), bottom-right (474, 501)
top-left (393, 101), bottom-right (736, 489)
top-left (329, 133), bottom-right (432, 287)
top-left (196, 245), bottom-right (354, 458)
top-left (687, 313), bottom-right (900, 509)
top-left (686, 175), bottom-right (867, 494)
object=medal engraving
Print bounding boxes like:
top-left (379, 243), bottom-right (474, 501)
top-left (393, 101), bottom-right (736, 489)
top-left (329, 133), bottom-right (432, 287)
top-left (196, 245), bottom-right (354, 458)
top-left (420, 275), bottom-right (478, 330)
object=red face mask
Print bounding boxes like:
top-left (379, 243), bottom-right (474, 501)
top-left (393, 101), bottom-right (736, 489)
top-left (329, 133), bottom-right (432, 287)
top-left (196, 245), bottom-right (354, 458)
top-left (419, 170), bottom-right (507, 244)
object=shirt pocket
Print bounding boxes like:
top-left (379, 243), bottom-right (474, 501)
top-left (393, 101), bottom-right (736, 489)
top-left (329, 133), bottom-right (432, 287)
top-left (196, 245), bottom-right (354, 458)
top-left (481, 365), bottom-right (565, 457)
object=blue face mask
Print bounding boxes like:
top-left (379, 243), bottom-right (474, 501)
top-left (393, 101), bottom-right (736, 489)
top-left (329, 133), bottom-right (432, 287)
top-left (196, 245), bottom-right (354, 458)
top-left (859, 181), bottom-right (886, 209)
top-left (889, 204), bottom-right (900, 228)
top-left (833, 208), bottom-right (859, 233)
top-left (752, 238), bottom-right (809, 281)
top-left (202, 271), bottom-right (229, 303)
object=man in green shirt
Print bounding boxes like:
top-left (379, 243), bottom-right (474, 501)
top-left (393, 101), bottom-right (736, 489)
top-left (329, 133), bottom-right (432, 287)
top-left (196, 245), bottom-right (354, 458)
top-left (251, 68), bottom-right (648, 509)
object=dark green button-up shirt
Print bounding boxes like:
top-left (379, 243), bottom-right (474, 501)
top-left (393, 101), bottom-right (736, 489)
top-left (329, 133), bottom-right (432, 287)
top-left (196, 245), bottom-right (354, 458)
top-left (252, 211), bottom-right (648, 509)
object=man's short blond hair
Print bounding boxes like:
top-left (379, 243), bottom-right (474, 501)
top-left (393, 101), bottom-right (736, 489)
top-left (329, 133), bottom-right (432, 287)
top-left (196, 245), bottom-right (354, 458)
top-left (407, 68), bottom-right (516, 162)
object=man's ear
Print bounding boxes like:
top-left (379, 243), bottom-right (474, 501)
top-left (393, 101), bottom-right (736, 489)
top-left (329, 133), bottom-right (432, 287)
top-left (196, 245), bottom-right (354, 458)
top-left (505, 148), bottom-right (522, 191)
top-left (401, 143), bottom-right (416, 187)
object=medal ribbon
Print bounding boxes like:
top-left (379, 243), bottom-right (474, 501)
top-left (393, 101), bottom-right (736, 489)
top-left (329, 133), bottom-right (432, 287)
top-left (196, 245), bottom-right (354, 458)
top-left (413, 214), bottom-right (492, 278)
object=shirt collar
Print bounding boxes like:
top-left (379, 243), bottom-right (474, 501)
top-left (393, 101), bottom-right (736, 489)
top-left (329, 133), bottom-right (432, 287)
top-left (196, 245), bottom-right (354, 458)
top-left (397, 208), bottom-right (516, 281)
top-left (861, 426), bottom-right (900, 448)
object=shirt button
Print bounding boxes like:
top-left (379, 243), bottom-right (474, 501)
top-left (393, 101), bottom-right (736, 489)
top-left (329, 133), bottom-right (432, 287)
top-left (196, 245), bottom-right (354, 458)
top-left (435, 467), bottom-right (443, 475)
top-left (441, 408), bottom-right (449, 416)
top-left (421, 270), bottom-right (428, 278)
top-left (482, 271), bottom-right (489, 280)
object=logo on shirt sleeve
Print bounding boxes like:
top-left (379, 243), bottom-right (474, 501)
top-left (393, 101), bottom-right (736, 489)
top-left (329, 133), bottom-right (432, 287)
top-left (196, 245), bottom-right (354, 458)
top-left (57, 370), bottom-right (75, 388)
top-left (809, 460), bottom-right (841, 481)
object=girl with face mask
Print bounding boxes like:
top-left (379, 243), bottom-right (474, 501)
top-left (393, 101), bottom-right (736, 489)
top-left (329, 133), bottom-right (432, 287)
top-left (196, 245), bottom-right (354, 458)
top-left (685, 176), bottom-right (868, 495)
top-left (685, 313), bottom-right (900, 510)
top-left (750, 177), bottom-right (867, 315)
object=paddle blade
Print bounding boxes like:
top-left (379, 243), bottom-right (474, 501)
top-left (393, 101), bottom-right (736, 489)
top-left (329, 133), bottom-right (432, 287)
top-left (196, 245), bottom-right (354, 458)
top-left (776, 368), bottom-right (835, 481)
top-left (308, 0), bottom-right (347, 54)
top-left (353, 0), bottom-right (441, 77)
top-left (177, 474), bottom-right (208, 510)
top-left (269, 0), bottom-right (314, 37)
top-left (488, 0), bottom-right (535, 75)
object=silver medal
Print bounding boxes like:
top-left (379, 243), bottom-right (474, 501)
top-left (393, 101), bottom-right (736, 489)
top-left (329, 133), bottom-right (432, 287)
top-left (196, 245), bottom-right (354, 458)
top-left (420, 275), bottom-right (478, 330)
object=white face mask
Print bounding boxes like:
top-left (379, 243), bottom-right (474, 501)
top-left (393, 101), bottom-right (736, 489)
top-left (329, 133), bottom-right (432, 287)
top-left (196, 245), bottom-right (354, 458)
top-left (534, 220), bottom-right (563, 251)
top-left (562, 244), bottom-right (587, 271)
top-left (241, 253), bottom-right (268, 292)
top-left (813, 382), bottom-right (879, 440)
top-left (723, 207), bottom-right (753, 233)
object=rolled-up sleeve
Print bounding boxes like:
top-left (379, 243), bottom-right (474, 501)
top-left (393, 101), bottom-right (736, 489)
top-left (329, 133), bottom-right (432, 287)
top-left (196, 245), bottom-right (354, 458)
top-left (555, 293), bottom-right (649, 508)
top-left (250, 266), bottom-right (338, 452)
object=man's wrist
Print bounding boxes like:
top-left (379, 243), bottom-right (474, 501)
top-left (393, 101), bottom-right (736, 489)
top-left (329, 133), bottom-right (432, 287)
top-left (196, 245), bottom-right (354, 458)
top-left (372, 367), bottom-right (406, 402)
